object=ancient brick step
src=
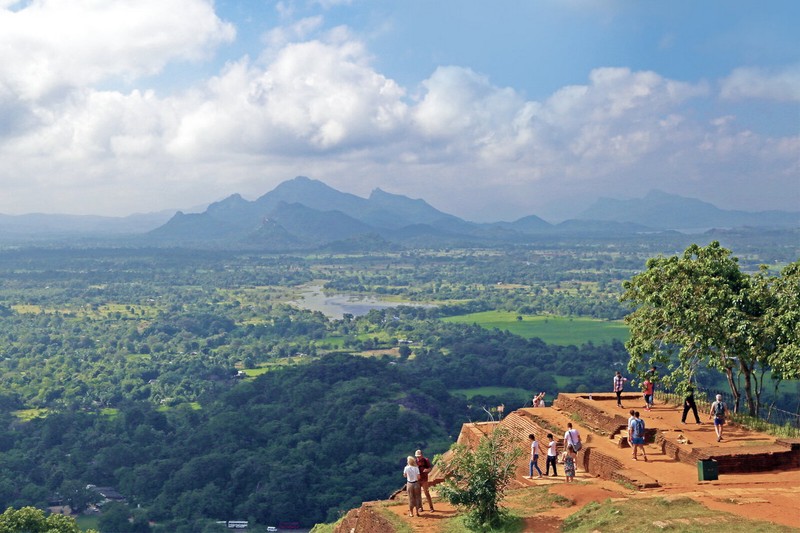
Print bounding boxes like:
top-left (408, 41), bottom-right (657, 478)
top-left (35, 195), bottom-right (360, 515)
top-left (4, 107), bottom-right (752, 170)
top-left (613, 468), bottom-right (660, 489)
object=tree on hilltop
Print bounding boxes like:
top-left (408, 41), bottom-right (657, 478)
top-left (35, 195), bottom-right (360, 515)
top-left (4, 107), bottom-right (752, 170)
top-left (621, 241), bottom-right (799, 416)
top-left (435, 427), bottom-right (522, 531)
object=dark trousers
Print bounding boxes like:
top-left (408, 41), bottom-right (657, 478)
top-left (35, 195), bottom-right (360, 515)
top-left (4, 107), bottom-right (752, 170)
top-left (615, 390), bottom-right (623, 405)
top-left (682, 400), bottom-right (700, 423)
top-left (545, 455), bottom-right (558, 476)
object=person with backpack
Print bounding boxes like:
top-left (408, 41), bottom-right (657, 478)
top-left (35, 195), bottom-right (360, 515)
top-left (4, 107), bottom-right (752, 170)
top-left (710, 394), bottom-right (727, 442)
top-left (630, 411), bottom-right (648, 461)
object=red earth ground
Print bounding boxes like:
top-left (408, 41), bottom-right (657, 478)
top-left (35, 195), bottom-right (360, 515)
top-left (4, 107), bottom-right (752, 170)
top-left (345, 394), bottom-right (800, 532)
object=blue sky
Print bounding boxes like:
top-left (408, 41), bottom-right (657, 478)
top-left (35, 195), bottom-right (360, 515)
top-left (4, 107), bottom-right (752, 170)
top-left (0, 0), bottom-right (797, 221)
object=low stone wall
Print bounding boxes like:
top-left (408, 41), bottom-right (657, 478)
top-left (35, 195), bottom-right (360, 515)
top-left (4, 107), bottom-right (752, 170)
top-left (579, 445), bottom-right (623, 479)
top-left (579, 446), bottom-right (659, 488)
top-left (553, 394), bottom-right (629, 437)
top-left (658, 431), bottom-right (800, 474)
top-left (553, 393), bottom-right (657, 443)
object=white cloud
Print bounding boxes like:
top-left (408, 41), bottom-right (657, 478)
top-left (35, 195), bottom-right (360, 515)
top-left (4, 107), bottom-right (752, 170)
top-left (0, 9), bottom-right (796, 221)
top-left (720, 65), bottom-right (800, 102)
top-left (0, 0), bottom-right (235, 100)
top-left (262, 16), bottom-right (324, 50)
top-left (169, 35), bottom-right (407, 156)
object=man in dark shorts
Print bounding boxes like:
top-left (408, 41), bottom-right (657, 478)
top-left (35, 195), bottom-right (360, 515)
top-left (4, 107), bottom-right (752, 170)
top-left (709, 394), bottom-right (727, 442)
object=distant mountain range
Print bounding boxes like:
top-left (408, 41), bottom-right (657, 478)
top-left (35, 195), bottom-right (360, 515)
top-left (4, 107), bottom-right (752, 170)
top-left (0, 177), bottom-right (797, 248)
top-left (145, 177), bottom-right (798, 250)
top-left (577, 190), bottom-right (799, 231)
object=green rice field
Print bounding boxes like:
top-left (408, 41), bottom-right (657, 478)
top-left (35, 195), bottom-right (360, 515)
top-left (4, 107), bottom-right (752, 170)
top-left (451, 386), bottom-right (530, 403)
top-left (442, 311), bottom-right (629, 345)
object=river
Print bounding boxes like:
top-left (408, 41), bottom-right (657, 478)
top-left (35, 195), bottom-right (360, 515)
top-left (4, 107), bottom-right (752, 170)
top-left (288, 283), bottom-right (434, 319)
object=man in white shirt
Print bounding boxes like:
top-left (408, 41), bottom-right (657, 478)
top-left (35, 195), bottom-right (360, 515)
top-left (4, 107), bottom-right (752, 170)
top-left (564, 422), bottom-right (582, 452)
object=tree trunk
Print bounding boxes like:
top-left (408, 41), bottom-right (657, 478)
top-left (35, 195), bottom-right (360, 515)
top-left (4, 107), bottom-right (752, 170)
top-left (740, 360), bottom-right (757, 417)
top-left (724, 367), bottom-right (740, 413)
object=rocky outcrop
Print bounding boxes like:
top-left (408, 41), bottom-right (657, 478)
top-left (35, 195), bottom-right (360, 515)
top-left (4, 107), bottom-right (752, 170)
top-left (333, 502), bottom-right (397, 533)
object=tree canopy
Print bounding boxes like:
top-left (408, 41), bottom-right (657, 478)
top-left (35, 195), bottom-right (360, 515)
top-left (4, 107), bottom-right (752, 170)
top-left (621, 241), bottom-right (799, 415)
top-left (0, 506), bottom-right (96, 533)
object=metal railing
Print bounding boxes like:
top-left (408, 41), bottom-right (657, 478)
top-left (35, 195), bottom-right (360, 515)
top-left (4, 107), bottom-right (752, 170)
top-left (655, 390), bottom-right (800, 438)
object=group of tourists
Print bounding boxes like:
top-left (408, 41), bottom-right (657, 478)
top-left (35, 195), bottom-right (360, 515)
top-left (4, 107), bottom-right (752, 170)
top-left (681, 384), bottom-right (728, 442)
top-left (402, 449), bottom-right (435, 517)
top-left (526, 422), bottom-right (582, 483)
top-left (613, 367), bottom-right (657, 411)
top-left (613, 366), bottom-right (658, 410)
top-left (627, 409), bottom-right (648, 461)
top-left (402, 376), bottom-right (733, 513)
top-left (531, 391), bottom-right (546, 407)
top-left (615, 370), bottom-right (729, 444)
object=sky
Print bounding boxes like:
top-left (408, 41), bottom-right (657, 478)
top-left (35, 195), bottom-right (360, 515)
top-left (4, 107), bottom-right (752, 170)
top-left (0, 0), bottom-right (798, 222)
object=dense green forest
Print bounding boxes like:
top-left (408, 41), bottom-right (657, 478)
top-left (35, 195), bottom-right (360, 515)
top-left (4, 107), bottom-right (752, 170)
top-left (0, 239), bottom-right (795, 531)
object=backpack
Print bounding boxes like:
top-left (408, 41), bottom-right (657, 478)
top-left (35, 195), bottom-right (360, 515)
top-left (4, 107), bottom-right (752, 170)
top-left (633, 419), bottom-right (644, 438)
top-left (714, 401), bottom-right (726, 417)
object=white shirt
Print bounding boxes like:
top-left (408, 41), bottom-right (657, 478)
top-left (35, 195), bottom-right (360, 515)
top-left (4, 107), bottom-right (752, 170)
top-left (530, 440), bottom-right (542, 458)
top-left (404, 465), bottom-right (420, 482)
top-left (564, 428), bottom-right (581, 447)
top-left (547, 440), bottom-right (558, 457)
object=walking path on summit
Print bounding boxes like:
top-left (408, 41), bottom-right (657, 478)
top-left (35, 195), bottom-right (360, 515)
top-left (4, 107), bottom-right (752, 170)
top-left (369, 393), bottom-right (800, 532)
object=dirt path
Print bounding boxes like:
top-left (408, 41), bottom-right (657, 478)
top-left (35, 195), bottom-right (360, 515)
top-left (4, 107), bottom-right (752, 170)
top-left (375, 395), bottom-right (800, 532)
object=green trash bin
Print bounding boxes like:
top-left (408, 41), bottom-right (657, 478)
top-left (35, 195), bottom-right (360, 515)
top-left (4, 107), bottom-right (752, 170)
top-left (698, 459), bottom-right (718, 481)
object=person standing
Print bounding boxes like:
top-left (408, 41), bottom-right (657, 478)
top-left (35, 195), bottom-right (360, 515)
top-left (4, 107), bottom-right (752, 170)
top-left (545, 433), bottom-right (558, 476)
top-left (630, 411), bottom-right (648, 461)
top-left (563, 422), bottom-right (582, 452)
top-left (613, 371), bottom-right (628, 408)
top-left (643, 378), bottom-right (654, 411)
top-left (403, 456), bottom-right (422, 517)
top-left (627, 409), bottom-right (636, 434)
top-left (532, 392), bottom-right (546, 407)
top-left (682, 385), bottom-right (701, 424)
top-left (564, 445), bottom-right (577, 483)
top-left (527, 434), bottom-right (543, 479)
top-left (710, 394), bottom-right (727, 442)
top-left (415, 449), bottom-right (435, 512)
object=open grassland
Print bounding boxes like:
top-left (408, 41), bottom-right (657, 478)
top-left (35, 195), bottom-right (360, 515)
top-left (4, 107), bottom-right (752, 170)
top-left (451, 386), bottom-right (530, 404)
top-left (562, 497), bottom-right (795, 533)
top-left (76, 515), bottom-right (100, 532)
top-left (240, 355), bottom-right (315, 378)
top-left (442, 311), bottom-right (629, 345)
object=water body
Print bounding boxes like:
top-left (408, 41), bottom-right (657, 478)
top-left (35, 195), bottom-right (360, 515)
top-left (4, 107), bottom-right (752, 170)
top-left (289, 283), bottom-right (433, 319)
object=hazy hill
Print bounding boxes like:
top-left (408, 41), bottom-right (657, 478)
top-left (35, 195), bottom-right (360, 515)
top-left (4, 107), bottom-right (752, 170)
top-left (578, 189), bottom-right (800, 230)
top-left (0, 210), bottom-right (175, 239)
top-left (1, 178), bottom-right (797, 246)
top-left (150, 176), bottom-right (476, 248)
top-left (144, 179), bottom-right (800, 248)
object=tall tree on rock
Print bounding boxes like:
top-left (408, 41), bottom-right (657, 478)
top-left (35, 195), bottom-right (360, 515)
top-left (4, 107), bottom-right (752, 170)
top-left (620, 242), bottom-right (793, 416)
